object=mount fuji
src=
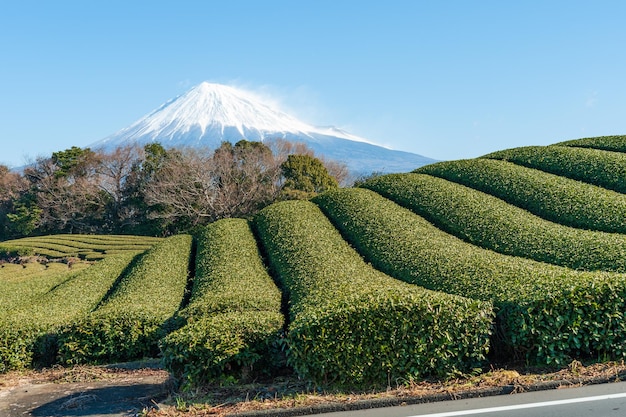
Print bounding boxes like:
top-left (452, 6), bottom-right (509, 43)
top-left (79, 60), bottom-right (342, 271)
top-left (88, 82), bottom-right (435, 174)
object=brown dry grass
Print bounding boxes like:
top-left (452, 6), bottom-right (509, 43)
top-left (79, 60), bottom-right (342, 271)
top-left (144, 360), bottom-right (626, 417)
top-left (0, 361), bottom-right (169, 389)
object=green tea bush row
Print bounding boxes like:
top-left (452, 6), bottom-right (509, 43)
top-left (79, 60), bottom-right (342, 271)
top-left (314, 188), bottom-right (626, 365)
top-left (7, 240), bottom-right (83, 252)
top-left (0, 263), bottom-right (50, 281)
top-left (485, 146), bottom-right (626, 193)
top-left (416, 159), bottom-right (626, 234)
top-left (0, 265), bottom-right (80, 314)
top-left (0, 252), bottom-right (138, 372)
top-left (163, 311), bottom-right (284, 386)
top-left (181, 219), bottom-right (282, 318)
top-left (0, 245), bottom-right (34, 259)
top-left (2, 241), bottom-right (80, 258)
top-left (253, 200), bottom-right (492, 386)
top-left (57, 235), bottom-right (192, 364)
top-left (82, 252), bottom-right (106, 261)
top-left (43, 237), bottom-right (160, 255)
top-left (363, 173), bottom-right (626, 272)
top-left (8, 238), bottom-right (90, 249)
top-left (0, 262), bottom-right (86, 283)
top-left (2, 234), bottom-right (161, 259)
top-left (161, 219), bottom-right (284, 385)
top-left (30, 234), bottom-right (162, 245)
top-left (557, 135), bottom-right (626, 153)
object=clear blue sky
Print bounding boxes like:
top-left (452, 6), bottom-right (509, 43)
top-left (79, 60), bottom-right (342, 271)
top-left (2, 1), bottom-right (625, 167)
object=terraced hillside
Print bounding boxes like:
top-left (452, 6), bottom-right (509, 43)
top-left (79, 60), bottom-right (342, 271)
top-left (2, 135), bottom-right (626, 388)
top-left (0, 234), bottom-right (162, 260)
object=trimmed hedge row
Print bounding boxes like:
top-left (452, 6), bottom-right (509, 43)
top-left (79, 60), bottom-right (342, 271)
top-left (314, 188), bottom-right (626, 365)
top-left (0, 262), bottom-right (40, 279)
top-left (161, 219), bottom-right (284, 385)
top-left (557, 135), bottom-right (626, 153)
top-left (484, 145), bottom-right (626, 194)
top-left (0, 252), bottom-right (138, 372)
top-left (57, 235), bottom-right (192, 364)
top-left (47, 234), bottom-right (163, 245)
top-left (49, 240), bottom-right (159, 253)
top-left (0, 262), bottom-right (85, 283)
top-left (181, 219), bottom-right (282, 318)
top-left (0, 264), bottom-right (85, 314)
top-left (1, 241), bottom-right (82, 257)
top-left (6, 248), bottom-right (70, 258)
top-left (416, 159), bottom-right (626, 234)
top-left (2, 234), bottom-right (162, 259)
top-left (362, 173), bottom-right (626, 272)
top-left (253, 200), bottom-right (493, 386)
top-left (0, 245), bottom-right (34, 259)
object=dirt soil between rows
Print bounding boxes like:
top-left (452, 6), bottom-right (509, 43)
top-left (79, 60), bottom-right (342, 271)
top-left (0, 361), bottom-right (172, 417)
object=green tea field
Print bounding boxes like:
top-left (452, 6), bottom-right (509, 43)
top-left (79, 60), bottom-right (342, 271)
top-left (2, 135), bottom-right (625, 389)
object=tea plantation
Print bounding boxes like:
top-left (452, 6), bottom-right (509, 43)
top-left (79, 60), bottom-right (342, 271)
top-left (1, 135), bottom-right (626, 387)
top-left (0, 234), bottom-right (162, 261)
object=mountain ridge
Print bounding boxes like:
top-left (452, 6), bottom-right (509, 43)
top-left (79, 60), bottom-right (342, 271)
top-left (89, 82), bottom-right (436, 174)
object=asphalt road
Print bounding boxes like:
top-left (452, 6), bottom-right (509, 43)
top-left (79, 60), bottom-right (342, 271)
top-left (316, 381), bottom-right (626, 417)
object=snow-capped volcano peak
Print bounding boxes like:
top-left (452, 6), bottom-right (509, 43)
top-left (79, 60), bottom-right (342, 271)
top-left (150, 82), bottom-right (314, 136)
top-left (95, 82), bottom-right (367, 147)
top-left (89, 82), bottom-right (435, 174)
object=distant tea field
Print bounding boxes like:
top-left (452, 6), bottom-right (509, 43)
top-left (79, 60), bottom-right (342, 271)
top-left (0, 234), bottom-right (163, 261)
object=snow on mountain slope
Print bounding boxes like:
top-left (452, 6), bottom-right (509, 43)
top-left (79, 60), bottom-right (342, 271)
top-left (89, 82), bottom-right (435, 174)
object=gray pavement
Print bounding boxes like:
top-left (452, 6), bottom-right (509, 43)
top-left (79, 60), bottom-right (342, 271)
top-left (315, 381), bottom-right (626, 417)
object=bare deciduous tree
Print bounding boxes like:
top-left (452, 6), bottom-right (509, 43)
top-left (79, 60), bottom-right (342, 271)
top-left (143, 141), bottom-right (283, 228)
top-left (143, 147), bottom-right (215, 228)
top-left (3, 139), bottom-right (351, 238)
top-left (25, 149), bottom-right (105, 234)
top-left (96, 144), bottom-right (145, 231)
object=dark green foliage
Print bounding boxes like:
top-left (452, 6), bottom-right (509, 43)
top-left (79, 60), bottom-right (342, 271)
top-left (0, 164), bottom-right (29, 239)
top-left (163, 311), bottom-right (284, 387)
top-left (485, 145), bottom-right (626, 193)
top-left (142, 142), bottom-right (169, 177)
top-left (556, 135), bottom-right (626, 153)
top-left (119, 142), bottom-right (172, 236)
top-left (0, 252), bottom-right (138, 372)
top-left (416, 159), bottom-right (626, 233)
top-left (58, 235), bottom-right (192, 364)
top-left (231, 139), bottom-right (274, 157)
top-left (58, 311), bottom-right (170, 363)
top-left (6, 202), bottom-right (41, 237)
top-left (161, 219), bottom-right (284, 386)
top-left (51, 146), bottom-right (97, 178)
top-left (280, 154), bottom-right (338, 199)
top-left (254, 200), bottom-right (493, 386)
top-left (314, 188), bottom-right (626, 365)
top-left (362, 173), bottom-right (626, 272)
top-left (0, 245), bottom-right (34, 259)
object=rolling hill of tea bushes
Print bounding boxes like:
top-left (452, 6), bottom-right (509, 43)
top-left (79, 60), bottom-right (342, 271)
top-left (1, 134), bottom-right (625, 387)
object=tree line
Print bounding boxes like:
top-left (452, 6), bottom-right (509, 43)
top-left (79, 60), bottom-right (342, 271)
top-left (0, 139), bottom-right (348, 239)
